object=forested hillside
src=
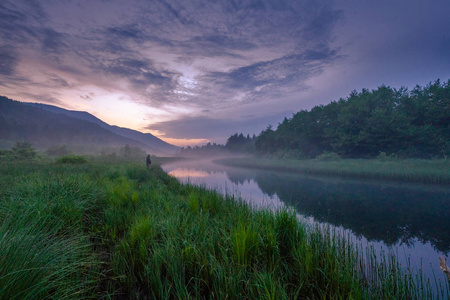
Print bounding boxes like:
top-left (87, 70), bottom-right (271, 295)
top-left (0, 96), bottom-right (151, 152)
top-left (26, 102), bottom-right (178, 154)
top-left (256, 80), bottom-right (450, 158)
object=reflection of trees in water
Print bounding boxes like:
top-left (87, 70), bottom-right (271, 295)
top-left (226, 169), bottom-right (255, 185)
top-left (253, 172), bottom-right (450, 253)
top-left (167, 160), bottom-right (258, 184)
top-left (166, 160), bottom-right (450, 253)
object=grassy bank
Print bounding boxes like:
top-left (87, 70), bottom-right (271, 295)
top-left (215, 157), bottom-right (450, 185)
top-left (0, 158), bottom-right (448, 299)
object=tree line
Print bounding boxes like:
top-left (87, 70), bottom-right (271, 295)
top-left (256, 80), bottom-right (449, 158)
top-left (177, 133), bottom-right (256, 157)
top-left (179, 79), bottom-right (449, 159)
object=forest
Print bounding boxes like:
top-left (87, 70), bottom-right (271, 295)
top-left (256, 80), bottom-right (449, 159)
top-left (180, 79), bottom-right (449, 159)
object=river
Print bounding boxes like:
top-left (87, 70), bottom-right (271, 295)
top-left (161, 158), bottom-right (450, 292)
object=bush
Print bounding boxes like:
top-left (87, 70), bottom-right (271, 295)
top-left (56, 155), bottom-right (88, 164)
top-left (11, 141), bottom-right (37, 160)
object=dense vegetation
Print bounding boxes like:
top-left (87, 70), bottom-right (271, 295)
top-left (256, 80), bottom-right (449, 158)
top-left (179, 79), bottom-right (449, 159)
top-left (1, 158), bottom-right (447, 299)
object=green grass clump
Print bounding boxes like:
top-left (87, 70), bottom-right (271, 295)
top-left (231, 221), bottom-right (259, 266)
top-left (0, 162), bottom-right (101, 299)
top-left (56, 154), bottom-right (88, 164)
top-left (0, 217), bottom-right (98, 299)
top-left (0, 158), bottom-right (448, 299)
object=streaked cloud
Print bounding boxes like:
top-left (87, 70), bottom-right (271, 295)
top-left (0, 0), bottom-right (448, 145)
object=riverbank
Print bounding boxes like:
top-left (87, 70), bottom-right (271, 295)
top-left (0, 158), bottom-right (447, 299)
top-left (214, 157), bottom-right (450, 185)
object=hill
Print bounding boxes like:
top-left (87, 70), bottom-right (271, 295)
top-left (26, 102), bottom-right (178, 154)
top-left (0, 96), bottom-right (178, 155)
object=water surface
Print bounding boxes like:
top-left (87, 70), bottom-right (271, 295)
top-left (161, 158), bottom-right (450, 288)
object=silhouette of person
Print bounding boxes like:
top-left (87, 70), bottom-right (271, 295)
top-left (146, 154), bottom-right (151, 169)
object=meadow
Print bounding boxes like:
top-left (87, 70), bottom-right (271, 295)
top-left (215, 156), bottom-right (450, 185)
top-left (0, 157), bottom-right (448, 299)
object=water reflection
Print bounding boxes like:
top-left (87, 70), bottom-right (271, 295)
top-left (162, 159), bottom-right (285, 210)
top-left (161, 159), bottom-right (450, 284)
top-left (168, 169), bottom-right (209, 178)
top-left (251, 172), bottom-right (450, 253)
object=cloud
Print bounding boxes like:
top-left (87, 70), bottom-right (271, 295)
top-left (1, 0), bottom-right (341, 96)
top-left (0, 0), bottom-right (344, 142)
top-left (128, 0), bottom-right (341, 108)
top-left (92, 56), bottom-right (182, 105)
top-left (184, 47), bottom-right (340, 108)
top-left (39, 27), bottom-right (67, 54)
top-left (107, 24), bottom-right (144, 40)
top-left (0, 1), bottom-right (58, 48)
top-left (148, 110), bottom-right (291, 142)
top-left (16, 91), bottom-right (66, 106)
top-left (80, 94), bottom-right (93, 101)
top-left (0, 46), bottom-right (18, 76)
top-left (0, 1), bottom-right (46, 44)
top-left (42, 72), bottom-right (73, 89)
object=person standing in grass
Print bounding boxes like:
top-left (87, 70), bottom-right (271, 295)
top-left (146, 154), bottom-right (151, 169)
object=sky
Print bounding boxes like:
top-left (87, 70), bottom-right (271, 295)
top-left (1, 0), bottom-right (449, 146)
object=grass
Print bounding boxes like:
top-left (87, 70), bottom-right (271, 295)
top-left (0, 162), bottom-right (101, 299)
top-left (0, 157), bottom-right (448, 299)
top-left (215, 156), bottom-right (450, 185)
top-left (56, 154), bottom-right (88, 164)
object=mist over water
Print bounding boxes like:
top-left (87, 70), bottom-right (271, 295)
top-left (164, 159), bottom-right (286, 210)
top-left (161, 158), bottom-right (450, 288)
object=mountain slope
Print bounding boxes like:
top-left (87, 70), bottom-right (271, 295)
top-left (0, 96), bottom-right (167, 154)
top-left (26, 102), bottom-right (178, 154)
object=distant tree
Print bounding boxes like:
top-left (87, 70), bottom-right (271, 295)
top-left (225, 133), bottom-right (256, 153)
top-left (11, 141), bottom-right (37, 159)
top-left (255, 125), bottom-right (276, 154)
top-left (121, 144), bottom-right (132, 158)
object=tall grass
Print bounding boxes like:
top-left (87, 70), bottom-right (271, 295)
top-left (0, 158), bottom-right (448, 299)
top-left (0, 162), bottom-right (101, 299)
top-left (0, 216), bottom-right (98, 299)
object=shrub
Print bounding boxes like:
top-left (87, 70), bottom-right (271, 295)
top-left (10, 141), bottom-right (37, 159)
